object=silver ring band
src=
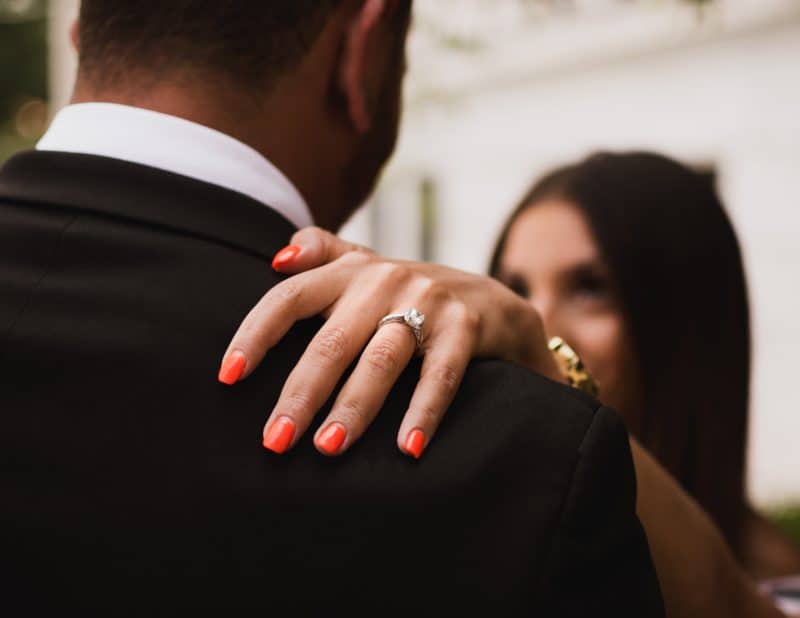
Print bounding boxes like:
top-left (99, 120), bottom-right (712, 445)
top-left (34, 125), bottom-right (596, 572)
top-left (378, 308), bottom-right (425, 352)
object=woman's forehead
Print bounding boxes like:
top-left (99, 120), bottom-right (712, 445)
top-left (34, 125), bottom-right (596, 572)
top-left (503, 200), bottom-right (602, 271)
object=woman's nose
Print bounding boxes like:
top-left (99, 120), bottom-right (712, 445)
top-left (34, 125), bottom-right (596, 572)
top-left (530, 295), bottom-right (556, 336)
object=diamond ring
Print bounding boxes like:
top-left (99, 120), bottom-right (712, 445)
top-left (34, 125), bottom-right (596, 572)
top-left (378, 308), bottom-right (426, 353)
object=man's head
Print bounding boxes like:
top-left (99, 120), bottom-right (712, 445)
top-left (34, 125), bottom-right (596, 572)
top-left (72, 0), bottom-right (413, 229)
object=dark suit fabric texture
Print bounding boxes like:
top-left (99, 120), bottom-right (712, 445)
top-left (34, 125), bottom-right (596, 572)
top-left (0, 151), bottom-right (664, 615)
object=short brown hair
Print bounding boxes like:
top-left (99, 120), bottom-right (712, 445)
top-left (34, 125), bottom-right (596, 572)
top-left (78, 1), bottom-right (343, 88)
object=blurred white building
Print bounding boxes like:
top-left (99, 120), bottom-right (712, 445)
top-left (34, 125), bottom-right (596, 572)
top-left (50, 0), bottom-right (799, 507)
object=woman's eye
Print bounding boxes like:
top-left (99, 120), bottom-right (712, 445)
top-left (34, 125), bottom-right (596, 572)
top-left (504, 275), bottom-right (529, 299)
top-left (572, 273), bottom-right (609, 300)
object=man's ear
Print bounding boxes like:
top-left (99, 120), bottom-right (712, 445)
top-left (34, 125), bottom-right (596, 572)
top-left (338, 0), bottom-right (389, 134)
top-left (69, 18), bottom-right (80, 53)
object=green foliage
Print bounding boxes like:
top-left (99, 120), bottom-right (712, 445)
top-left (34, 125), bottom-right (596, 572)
top-left (771, 505), bottom-right (800, 546)
top-left (0, 0), bottom-right (47, 23)
top-left (0, 19), bottom-right (47, 116)
top-left (0, 0), bottom-right (47, 162)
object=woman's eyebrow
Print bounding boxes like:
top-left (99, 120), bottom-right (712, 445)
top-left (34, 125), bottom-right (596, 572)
top-left (562, 258), bottom-right (608, 276)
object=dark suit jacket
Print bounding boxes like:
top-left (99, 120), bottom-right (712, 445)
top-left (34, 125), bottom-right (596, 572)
top-left (0, 150), bottom-right (664, 615)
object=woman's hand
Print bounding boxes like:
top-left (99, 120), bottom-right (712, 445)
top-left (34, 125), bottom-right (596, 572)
top-left (219, 227), bottom-right (562, 459)
top-left (229, 233), bottom-right (781, 618)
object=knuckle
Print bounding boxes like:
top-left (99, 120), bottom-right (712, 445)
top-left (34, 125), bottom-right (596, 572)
top-left (331, 398), bottom-right (363, 427)
top-left (281, 390), bottom-right (314, 416)
top-left (414, 403), bottom-right (442, 427)
top-left (358, 244), bottom-right (374, 254)
top-left (312, 327), bottom-right (348, 363)
top-left (339, 249), bottom-right (372, 267)
top-left (451, 302), bottom-right (481, 332)
top-left (377, 261), bottom-right (411, 287)
top-left (413, 276), bottom-right (440, 302)
top-left (428, 362), bottom-right (462, 394)
top-left (466, 309), bottom-right (482, 333)
top-left (350, 243), bottom-right (374, 257)
top-left (273, 279), bottom-right (302, 306)
top-left (366, 339), bottom-right (403, 376)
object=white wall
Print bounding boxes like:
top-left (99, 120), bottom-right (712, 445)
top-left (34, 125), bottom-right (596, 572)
top-left (353, 17), bottom-right (800, 507)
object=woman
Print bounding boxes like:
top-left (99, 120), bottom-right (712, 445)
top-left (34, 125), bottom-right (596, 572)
top-left (488, 152), bottom-right (800, 580)
top-left (220, 151), bottom-right (797, 615)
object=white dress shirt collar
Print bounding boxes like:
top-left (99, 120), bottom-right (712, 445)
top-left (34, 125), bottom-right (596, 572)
top-left (37, 102), bottom-right (313, 230)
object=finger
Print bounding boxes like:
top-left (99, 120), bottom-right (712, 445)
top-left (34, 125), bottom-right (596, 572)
top-left (218, 259), bottom-right (352, 385)
top-left (272, 226), bottom-right (373, 274)
top-left (397, 328), bottom-right (474, 460)
top-left (261, 292), bottom-right (389, 454)
top-left (313, 320), bottom-right (417, 456)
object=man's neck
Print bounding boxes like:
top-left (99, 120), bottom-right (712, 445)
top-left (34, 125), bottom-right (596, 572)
top-left (71, 79), bottom-right (351, 230)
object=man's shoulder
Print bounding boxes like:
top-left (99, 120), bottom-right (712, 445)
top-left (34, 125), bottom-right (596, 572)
top-left (424, 356), bottom-right (604, 460)
top-left (343, 355), bottom-right (617, 509)
top-left (460, 357), bottom-right (599, 414)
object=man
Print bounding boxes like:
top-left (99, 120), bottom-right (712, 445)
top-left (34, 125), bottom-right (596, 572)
top-left (0, 1), bottom-right (663, 613)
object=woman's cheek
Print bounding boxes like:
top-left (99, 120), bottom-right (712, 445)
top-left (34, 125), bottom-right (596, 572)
top-left (571, 313), bottom-right (641, 428)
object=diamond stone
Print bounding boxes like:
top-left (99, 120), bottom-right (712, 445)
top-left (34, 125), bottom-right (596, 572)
top-left (404, 308), bottom-right (425, 328)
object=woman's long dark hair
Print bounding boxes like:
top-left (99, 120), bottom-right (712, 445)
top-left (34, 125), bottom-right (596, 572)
top-left (490, 152), bottom-right (751, 555)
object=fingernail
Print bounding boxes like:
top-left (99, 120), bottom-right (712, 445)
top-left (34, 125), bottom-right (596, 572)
top-left (272, 245), bottom-right (302, 270)
top-left (405, 429), bottom-right (426, 460)
top-left (316, 423), bottom-right (346, 455)
top-left (263, 417), bottom-right (296, 454)
top-left (218, 351), bottom-right (247, 385)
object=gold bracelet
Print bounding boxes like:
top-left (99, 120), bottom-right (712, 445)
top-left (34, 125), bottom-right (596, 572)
top-left (548, 337), bottom-right (599, 397)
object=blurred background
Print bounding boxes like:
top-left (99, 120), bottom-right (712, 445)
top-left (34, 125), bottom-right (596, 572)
top-left (1, 0), bottom-right (798, 535)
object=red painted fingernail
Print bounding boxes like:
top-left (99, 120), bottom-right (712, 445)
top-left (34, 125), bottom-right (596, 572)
top-left (272, 245), bottom-right (301, 270)
top-left (218, 351), bottom-right (247, 385)
top-left (316, 423), bottom-right (346, 455)
top-left (405, 429), bottom-right (426, 459)
top-left (263, 417), bottom-right (296, 454)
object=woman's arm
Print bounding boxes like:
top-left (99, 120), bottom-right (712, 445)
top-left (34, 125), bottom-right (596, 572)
top-left (631, 438), bottom-right (784, 617)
